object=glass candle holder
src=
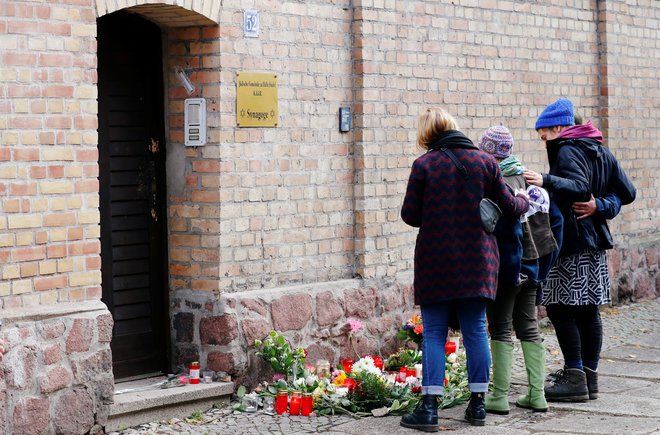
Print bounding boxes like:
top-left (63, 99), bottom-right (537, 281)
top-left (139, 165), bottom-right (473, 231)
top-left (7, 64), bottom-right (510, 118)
top-left (301, 392), bottom-right (313, 416)
top-left (202, 370), bottom-right (214, 383)
top-left (263, 395), bottom-right (275, 415)
top-left (289, 391), bottom-right (302, 415)
top-left (397, 367), bottom-right (407, 383)
top-left (275, 389), bottom-right (288, 415)
top-left (244, 395), bottom-right (258, 413)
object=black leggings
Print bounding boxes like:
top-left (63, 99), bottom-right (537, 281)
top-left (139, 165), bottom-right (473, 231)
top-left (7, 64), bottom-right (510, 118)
top-left (546, 304), bottom-right (602, 370)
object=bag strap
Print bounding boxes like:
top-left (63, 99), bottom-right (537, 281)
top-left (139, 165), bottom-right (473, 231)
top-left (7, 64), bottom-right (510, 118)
top-left (439, 147), bottom-right (469, 180)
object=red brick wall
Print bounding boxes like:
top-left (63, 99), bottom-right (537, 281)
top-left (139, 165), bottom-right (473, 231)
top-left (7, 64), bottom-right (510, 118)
top-left (0, 0), bottom-right (101, 309)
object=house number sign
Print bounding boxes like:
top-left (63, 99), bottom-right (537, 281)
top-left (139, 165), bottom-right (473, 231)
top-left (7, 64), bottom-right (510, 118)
top-left (244, 10), bottom-right (259, 38)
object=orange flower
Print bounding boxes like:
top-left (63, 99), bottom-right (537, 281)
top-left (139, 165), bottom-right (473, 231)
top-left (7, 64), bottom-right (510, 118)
top-left (411, 314), bottom-right (422, 325)
top-left (414, 324), bottom-right (424, 335)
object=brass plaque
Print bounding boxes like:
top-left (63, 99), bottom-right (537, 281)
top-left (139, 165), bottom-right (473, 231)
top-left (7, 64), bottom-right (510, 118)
top-left (236, 72), bottom-right (278, 127)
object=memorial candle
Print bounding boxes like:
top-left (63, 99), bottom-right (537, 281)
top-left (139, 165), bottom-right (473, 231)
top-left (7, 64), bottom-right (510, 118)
top-left (289, 391), bottom-right (302, 415)
top-left (301, 392), bottom-right (313, 416)
top-left (275, 389), bottom-right (288, 414)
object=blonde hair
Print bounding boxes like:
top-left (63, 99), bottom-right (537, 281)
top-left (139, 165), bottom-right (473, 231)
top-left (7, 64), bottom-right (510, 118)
top-left (417, 107), bottom-right (460, 150)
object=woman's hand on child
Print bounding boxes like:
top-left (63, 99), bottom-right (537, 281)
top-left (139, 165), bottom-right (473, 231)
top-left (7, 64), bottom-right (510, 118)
top-left (523, 169), bottom-right (543, 186)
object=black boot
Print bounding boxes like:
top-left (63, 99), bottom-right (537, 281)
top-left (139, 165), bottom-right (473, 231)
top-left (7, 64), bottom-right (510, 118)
top-left (584, 367), bottom-right (599, 400)
top-left (545, 368), bottom-right (589, 402)
top-left (464, 392), bottom-right (486, 426)
top-left (400, 394), bottom-right (439, 432)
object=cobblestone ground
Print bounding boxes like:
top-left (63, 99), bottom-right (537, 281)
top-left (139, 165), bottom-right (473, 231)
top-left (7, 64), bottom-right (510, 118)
top-left (110, 298), bottom-right (659, 435)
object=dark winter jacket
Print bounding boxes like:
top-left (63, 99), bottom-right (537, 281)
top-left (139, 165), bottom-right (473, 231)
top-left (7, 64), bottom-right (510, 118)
top-left (493, 176), bottom-right (524, 287)
top-left (541, 122), bottom-right (636, 257)
top-left (494, 172), bottom-right (558, 287)
top-left (401, 130), bottom-right (529, 305)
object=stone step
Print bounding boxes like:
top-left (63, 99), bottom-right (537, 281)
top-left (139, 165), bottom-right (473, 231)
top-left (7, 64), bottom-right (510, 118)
top-left (106, 376), bottom-right (234, 432)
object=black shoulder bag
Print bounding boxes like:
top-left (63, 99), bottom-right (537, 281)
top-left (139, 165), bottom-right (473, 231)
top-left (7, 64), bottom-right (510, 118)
top-left (439, 147), bottom-right (502, 233)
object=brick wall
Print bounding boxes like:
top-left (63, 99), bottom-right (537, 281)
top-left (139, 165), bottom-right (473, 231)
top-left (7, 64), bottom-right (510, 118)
top-left (165, 1), bottom-right (357, 295)
top-left (0, 0), bottom-right (101, 309)
top-left (1, 0), bottom-right (659, 429)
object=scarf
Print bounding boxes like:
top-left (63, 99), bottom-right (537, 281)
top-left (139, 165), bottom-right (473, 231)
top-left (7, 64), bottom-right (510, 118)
top-left (499, 155), bottom-right (525, 176)
top-left (428, 130), bottom-right (479, 151)
top-left (558, 120), bottom-right (603, 143)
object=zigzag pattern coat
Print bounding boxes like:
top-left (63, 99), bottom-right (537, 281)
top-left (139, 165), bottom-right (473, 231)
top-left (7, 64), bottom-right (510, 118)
top-left (401, 131), bottom-right (529, 305)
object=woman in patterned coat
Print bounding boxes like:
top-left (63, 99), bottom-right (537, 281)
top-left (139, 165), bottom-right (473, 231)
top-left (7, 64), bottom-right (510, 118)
top-left (524, 98), bottom-right (636, 402)
top-left (399, 107), bottom-right (529, 432)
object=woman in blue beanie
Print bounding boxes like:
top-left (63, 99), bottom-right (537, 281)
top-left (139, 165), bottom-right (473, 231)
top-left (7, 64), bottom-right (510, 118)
top-left (524, 98), bottom-right (636, 402)
top-left (400, 108), bottom-right (529, 431)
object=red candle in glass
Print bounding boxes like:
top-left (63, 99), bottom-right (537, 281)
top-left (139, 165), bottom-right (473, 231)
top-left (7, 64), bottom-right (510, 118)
top-left (341, 358), bottom-right (354, 374)
top-left (406, 367), bottom-right (416, 378)
top-left (344, 377), bottom-right (356, 390)
top-left (275, 389), bottom-right (288, 414)
top-left (445, 341), bottom-right (457, 355)
top-left (289, 391), bottom-right (302, 415)
top-left (398, 367), bottom-right (407, 382)
top-left (301, 392), bottom-right (313, 416)
top-left (372, 356), bottom-right (383, 371)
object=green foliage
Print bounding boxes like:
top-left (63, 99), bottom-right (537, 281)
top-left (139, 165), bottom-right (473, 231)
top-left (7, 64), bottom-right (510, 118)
top-left (253, 330), bottom-right (306, 377)
top-left (384, 348), bottom-right (422, 371)
top-left (232, 385), bottom-right (248, 413)
top-left (440, 352), bottom-right (470, 409)
top-left (187, 410), bottom-right (204, 423)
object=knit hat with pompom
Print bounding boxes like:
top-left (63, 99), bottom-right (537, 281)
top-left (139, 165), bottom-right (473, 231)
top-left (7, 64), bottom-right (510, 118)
top-left (479, 124), bottom-right (513, 159)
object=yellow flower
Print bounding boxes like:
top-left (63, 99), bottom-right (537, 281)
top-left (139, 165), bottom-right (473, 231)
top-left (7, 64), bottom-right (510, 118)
top-left (333, 372), bottom-right (347, 386)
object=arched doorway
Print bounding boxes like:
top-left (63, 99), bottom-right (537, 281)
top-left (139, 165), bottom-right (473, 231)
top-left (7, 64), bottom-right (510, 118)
top-left (97, 11), bottom-right (169, 380)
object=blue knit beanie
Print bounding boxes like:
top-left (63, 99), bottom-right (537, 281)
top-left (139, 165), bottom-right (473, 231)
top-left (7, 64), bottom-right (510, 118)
top-left (535, 98), bottom-right (575, 130)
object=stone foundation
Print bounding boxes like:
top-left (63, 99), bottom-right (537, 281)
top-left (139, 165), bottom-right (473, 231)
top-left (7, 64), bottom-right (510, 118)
top-left (171, 241), bottom-right (659, 385)
top-left (0, 301), bottom-right (114, 435)
top-left (609, 241), bottom-right (660, 303)
top-left (171, 273), bottom-right (417, 385)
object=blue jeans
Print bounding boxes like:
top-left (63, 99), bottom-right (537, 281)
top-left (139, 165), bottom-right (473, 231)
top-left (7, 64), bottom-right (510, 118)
top-left (421, 299), bottom-right (490, 395)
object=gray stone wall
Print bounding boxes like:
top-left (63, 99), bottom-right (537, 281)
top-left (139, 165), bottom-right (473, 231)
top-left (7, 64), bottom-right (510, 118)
top-left (170, 274), bottom-right (417, 384)
top-left (0, 302), bottom-right (114, 435)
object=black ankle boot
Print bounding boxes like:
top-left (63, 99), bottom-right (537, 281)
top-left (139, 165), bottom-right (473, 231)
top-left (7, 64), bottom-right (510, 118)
top-left (584, 367), bottom-right (599, 400)
top-left (545, 368), bottom-right (589, 402)
top-left (400, 394), bottom-right (439, 432)
top-left (464, 392), bottom-right (486, 426)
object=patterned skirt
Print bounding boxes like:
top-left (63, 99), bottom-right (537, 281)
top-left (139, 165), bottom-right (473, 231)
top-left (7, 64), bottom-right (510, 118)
top-left (541, 249), bottom-right (611, 306)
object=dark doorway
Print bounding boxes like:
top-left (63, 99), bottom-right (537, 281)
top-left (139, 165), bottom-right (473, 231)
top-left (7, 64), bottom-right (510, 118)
top-left (97, 11), bottom-right (169, 380)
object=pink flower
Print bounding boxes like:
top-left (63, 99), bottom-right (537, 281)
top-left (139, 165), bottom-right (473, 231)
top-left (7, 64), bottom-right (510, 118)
top-left (273, 373), bottom-right (285, 382)
top-left (348, 319), bottom-right (363, 333)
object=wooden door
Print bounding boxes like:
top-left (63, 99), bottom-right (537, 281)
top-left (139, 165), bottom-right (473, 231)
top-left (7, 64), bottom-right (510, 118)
top-left (97, 11), bottom-right (169, 380)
